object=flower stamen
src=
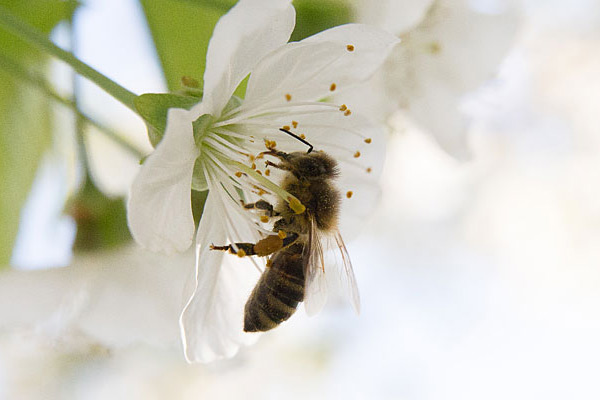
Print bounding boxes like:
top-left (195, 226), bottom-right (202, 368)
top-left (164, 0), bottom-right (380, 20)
top-left (231, 161), bottom-right (306, 214)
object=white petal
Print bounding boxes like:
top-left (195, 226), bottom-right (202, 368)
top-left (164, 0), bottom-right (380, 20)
top-left (180, 192), bottom-right (259, 363)
top-left (389, 0), bottom-right (517, 158)
top-left (198, 0), bottom-right (295, 116)
top-left (127, 108), bottom-right (198, 253)
top-left (244, 24), bottom-right (399, 108)
top-left (357, 0), bottom-right (434, 34)
top-left (405, 85), bottom-right (472, 160)
top-left (0, 245), bottom-right (191, 348)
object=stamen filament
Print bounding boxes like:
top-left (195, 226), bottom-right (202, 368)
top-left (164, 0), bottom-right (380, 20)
top-left (230, 161), bottom-right (305, 214)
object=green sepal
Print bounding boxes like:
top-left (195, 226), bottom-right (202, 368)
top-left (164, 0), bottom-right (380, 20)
top-left (134, 92), bottom-right (200, 147)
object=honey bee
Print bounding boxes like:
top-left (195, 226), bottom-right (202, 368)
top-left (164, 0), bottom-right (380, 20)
top-left (211, 129), bottom-right (360, 332)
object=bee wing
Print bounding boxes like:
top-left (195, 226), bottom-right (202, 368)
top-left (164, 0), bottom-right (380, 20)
top-left (303, 216), bottom-right (328, 316)
top-left (303, 218), bottom-right (361, 316)
top-left (333, 230), bottom-right (361, 314)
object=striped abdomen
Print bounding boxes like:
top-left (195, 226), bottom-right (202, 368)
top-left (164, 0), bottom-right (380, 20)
top-left (244, 243), bottom-right (305, 332)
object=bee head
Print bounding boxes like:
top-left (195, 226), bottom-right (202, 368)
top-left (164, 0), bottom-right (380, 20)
top-left (287, 151), bottom-right (339, 180)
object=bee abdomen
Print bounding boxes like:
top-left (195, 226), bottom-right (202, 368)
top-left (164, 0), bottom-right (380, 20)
top-left (244, 249), bottom-right (305, 332)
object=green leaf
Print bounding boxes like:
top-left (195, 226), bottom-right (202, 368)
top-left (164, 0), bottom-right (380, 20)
top-left (134, 93), bottom-right (201, 147)
top-left (138, 0), bottom-right (232, 92)
top-left (291, 0), bottom-right (355, 41)
top-left (0, 0), bottom-right (76, 267)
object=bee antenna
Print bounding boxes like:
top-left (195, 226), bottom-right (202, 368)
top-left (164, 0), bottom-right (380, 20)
top-left (278, 128), bottom-right (313, 154)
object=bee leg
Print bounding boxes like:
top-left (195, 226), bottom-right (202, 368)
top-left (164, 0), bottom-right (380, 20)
top-left (210, 242), bottom-right (258, 257)
top-left (260, 149), bottom-right (290, 161)
top-left (210, 232), bottom-right (299, 258)
top-left (241, 199), bottom-right (278, 217)
top-left (264, 160), bottom-right (291, 172)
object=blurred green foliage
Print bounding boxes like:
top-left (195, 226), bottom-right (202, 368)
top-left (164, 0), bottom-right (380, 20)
top-left (134, 92), bottom-right (202, 147)
top-left (67, 178), bottom-right (131, 252)
top-left (0, 0), bottom-right (77, 267)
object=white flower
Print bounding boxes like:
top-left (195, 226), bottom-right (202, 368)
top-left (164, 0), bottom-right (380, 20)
top-left (127, 0), bottom-right (398, 362)
top-left (354, 0), bottom-right (518, 159)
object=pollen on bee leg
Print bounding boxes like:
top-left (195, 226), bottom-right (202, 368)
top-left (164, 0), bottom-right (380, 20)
top-left (364, 138), bottom-right (372, 144)
top-left (260, 215), bottom-right (269, 223)
top-left (278, 230), bottom-right (287, 239)
top-left (237, 249), bottom-right (247, 257)
top-left (266, 259), bottom-right (273, 268)
top-left (354, 151), bottom-right (361, 158)
top-left (287, 196), bottom-right (306, 214)
top-left (285, 93), bottom-right (292, 101)
top-left (346, 191), bottom-right (353, 199)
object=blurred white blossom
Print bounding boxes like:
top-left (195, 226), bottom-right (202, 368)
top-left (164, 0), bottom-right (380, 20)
top-left (352, 0), bottom-right (519, 159)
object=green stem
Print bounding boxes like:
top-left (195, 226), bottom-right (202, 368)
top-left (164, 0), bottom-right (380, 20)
top-left (0, 53), bottom-right (145, 159)
top-left (0, 5), bottom-right (138, 113)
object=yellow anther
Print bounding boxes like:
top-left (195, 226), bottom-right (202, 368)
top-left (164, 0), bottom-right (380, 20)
top-left (366, 167), bottom-right (372, 173)
top-left (344, 109), bottom-right (352, 116)
top-left (265, 139), bottom-right (277, 150)
top-left (256, 170), bottom-right (262, 175)
top-left (251, 163), bottom-right (256, 170)
top-left (282, 125), bottom-right (290, 131)
top-left (364, 138), bottom-right (372, 144)
top-left (285, 93), bottom-right (292, 101)
top-left (249, 155), bottom-right (255, 162)
top-left (292, 121), bottom-right (298, 128)
top-left (278, 230), bottom-right (287, 239)
top-left (354, 151), bottom-right (361, 158)
top-left (260, 215), bottom-right (269, 223)
top-left (265, 169), bottom-right (271, 176)
top-left (257, 188), bottom-right (267, 196)
top-left (330, 83), bottom-right (337, 91)
top-left (346, 191), bottom-right (353, 199)
top-left (339, 104), bottom-right (348, 111)
top-left (266, 259), bottom-right (273, 268)
top-left (346, 44), bottom-right (355, 52)
top-left (237, 249), bottom-right (247, 257)
top-left (299, 133), bottom-right (306, 139)
top-left (235, 171), bottom-right (243, 178)
top-left (288, 196), bottom-right (306, 214)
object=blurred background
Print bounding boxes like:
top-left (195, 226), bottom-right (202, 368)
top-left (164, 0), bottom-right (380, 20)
top-left (2, 0), bottom-right (600, 398)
